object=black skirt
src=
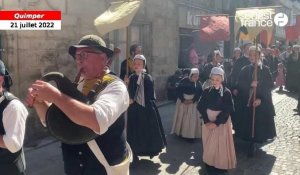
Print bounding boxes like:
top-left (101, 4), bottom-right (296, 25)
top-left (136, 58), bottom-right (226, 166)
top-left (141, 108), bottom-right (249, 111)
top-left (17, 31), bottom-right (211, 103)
top-left (234, 104), bottom-right (277, 143)
top-left (127, 101), bottom-right (166, 157)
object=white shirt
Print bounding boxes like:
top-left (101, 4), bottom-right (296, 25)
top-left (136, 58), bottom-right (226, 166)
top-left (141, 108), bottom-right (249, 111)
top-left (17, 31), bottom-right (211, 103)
top-left (78, 77), bottom-right (129, 135)
top-left (1, 97), bottom-right (28, 153)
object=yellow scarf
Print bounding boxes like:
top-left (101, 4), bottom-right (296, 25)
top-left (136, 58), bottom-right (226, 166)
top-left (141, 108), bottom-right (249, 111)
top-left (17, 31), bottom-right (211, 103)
top-left (81, 74), bottom-right (116, 96)
top-left (82, 78), bottom-right (100, 96)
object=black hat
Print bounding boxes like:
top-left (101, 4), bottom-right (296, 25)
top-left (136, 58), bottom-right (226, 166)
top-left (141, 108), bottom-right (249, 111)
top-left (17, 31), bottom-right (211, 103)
top-left (69, 35), bottom-right (113, 58)
top-left (0, 60), bottom-right (6, 76)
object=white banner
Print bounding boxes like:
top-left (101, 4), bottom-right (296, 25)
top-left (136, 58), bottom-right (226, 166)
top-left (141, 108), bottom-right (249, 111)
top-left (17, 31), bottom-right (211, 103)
top-left (94, 0), bottom-right (142, 36)
top-left (0, 20), bottom-right (61, 30)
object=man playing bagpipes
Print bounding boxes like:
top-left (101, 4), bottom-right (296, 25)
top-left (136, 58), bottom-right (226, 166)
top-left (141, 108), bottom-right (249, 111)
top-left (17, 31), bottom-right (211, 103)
top-left (25, 35), bottom-right (131, 175)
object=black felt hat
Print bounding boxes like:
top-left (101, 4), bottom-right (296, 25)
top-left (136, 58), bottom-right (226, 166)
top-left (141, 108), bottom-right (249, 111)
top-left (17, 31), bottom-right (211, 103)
top-left (69, 35), bottom-right (113, 58)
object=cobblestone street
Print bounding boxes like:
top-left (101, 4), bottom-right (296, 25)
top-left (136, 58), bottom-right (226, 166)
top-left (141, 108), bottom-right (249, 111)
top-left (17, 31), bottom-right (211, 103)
top-left (230, 91), bottom-right (300, 175)
top-left (25, 90), bottom-right (300, 175)
top-left (129, 90), bottom-right (300, 175)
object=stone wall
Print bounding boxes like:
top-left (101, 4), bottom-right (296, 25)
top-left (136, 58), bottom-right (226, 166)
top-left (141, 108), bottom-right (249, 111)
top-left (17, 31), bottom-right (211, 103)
top-left (143, 0), bottom-right (178, 100)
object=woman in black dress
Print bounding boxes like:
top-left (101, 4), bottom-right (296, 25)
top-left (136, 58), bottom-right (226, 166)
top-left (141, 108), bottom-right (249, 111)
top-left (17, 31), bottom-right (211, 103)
top-left (235, 46), bottom-right (276, 154)
top-left (127, 54), bottom-right (166, 163)
top-left (171, 68), bottom-right (203, 140)
top-left (286, 45), bottom-right (300, 92)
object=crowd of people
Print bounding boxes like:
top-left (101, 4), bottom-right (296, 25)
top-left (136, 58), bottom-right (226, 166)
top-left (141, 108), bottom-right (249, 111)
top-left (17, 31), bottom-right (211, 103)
top-left (168, 43), bottom-right (300, 112)
top-left (166, 42), bottom-right (300, 174)
top-left (0, 32), bottom-right (299, 175)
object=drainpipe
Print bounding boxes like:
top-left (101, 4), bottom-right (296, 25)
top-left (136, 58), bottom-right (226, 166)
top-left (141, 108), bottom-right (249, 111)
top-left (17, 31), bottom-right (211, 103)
top-left (16, 31), bottom-right (20, 97)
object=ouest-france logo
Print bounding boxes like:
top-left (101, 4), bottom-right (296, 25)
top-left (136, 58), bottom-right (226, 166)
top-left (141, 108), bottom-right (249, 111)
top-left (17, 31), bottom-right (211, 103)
top-left (274, 12), bottom-right (289, 27)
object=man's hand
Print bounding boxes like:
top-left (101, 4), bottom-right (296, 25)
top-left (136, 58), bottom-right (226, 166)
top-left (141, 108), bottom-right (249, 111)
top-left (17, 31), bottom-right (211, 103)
top-left (129, 99), bottom-right (134, 104)
top-left (25, 85), bottom-right (51, 125)
top-left (253, 98), bottom-right (261, 107)
top-left (25, 87), bottom-right (37, 108)
top-left (251, 81), bottom-right (258, 88)
top-left (30, 80), bottom-right (62, 103)
top-left (124, 76), bottom-right (129, 85)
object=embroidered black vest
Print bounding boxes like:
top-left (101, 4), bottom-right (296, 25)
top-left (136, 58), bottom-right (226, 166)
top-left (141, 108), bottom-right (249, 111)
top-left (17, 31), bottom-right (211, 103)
top-left (61, 74), bottom-right (127, 175)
